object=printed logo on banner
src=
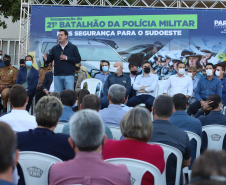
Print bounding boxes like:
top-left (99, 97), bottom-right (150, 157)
top-left (214, 20), bottom-right (226, 28)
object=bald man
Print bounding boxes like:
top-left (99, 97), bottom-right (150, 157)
top-left (101, 62), bottom-right (131, 109)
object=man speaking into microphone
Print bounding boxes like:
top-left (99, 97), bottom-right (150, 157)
top-left (43, 29), bottom-right (81, 93)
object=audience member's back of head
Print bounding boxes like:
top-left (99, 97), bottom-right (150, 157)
top-left (191, 150), bottom-right (226, 185)
top-left (60, 89), bottom-right (77, 107)
top-left (49, 92), bottom-right (60, 99)
top-left (206, 94), bottom-right (222, 110)
top-left (77, 89), bottom-right (90, 106)
top-left (35, 96), bottom-right (63, 128)
top-left (120, 107), bottom-right (153, 142)
top-left (153, 95), bottom-right (173, 118)
top-left (0, 121), bottom-right (17, 174)
top-left (9, 85), bottom-right (27, 108)
top-left (108, 84), bottom-right (126, 104)
top-left (70, 109), bottom-right (105, 152)
top-left (81, 94), bottom-right (101, 111)
top-left (173, 93), bottom-right (187, 111)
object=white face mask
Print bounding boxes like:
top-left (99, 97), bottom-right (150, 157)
top-left (112, 67), bottom-right (119, 73)
top-left (187, 72), bottom-right (193, 77)
top-left (215, 70), bottom-right (221, 77)
top-left (178, 68), bottom-right (185, 75)
top-left (206, 69), bottom-right (213, 76)
top-left (0, 56), bottom-right (2, 60)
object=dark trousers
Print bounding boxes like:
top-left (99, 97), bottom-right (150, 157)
top-left (26, 91), bottom-right (36, 112)
top-left (35, 91), bottom-right (46, 104)
top-left (101, 96), bottom-right (109, 109)
top-left (188, 100), bottom-right (201, 116)
top-left (127, 94), bottom-right (155, 112)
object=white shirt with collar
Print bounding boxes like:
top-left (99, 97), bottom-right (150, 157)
top-left (163, 73), bottom-right (193, 97)
top-left (130, 75), bottom-right (136, 85)
top-left (0, 110), bottom-right (37, 132)
top-left (133, 72), bottom-right (158, 97)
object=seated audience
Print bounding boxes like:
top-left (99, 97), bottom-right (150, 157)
top-left (62, 94), bottom-right (113, 139)
top-left (72, 89), bottom-right (90, 112)
top-left (100, 84), bottom-right (127, 127)
top-left (191, 150), bottom-right (226, 185)
top-left (49, 109), bottom-right (131, 185)
top-left (187, 66), bottom-right (200, 105)
top-left (164, 61), bottom-right (193, 98)
top-left (101, 61), bottom-right (131, 109)
top-left (170, 93), bottom-right (202, 168)
top-left (0, 54), bottom-right (18, 112)
top-left (16, 55), bottom-right (39, 111)
top-left (35, 61), bottom-right (54, 104)
top-left (150, 94), bottom-right (191, 185)
top-left (17, 96), bottom-right (75, 185)
top-left (188, 63), bottom-right (222, 115)
top-left (127, 61), bottom-right (158, 112)
top-left (59, 89), bottom-right (76, 123)
top-left (128, 63), bottom-right (138, 99)
top-left (95, 60), bottom-right (111, 97)
top-left (215, 65), bottom-right (226, 106)
top-left (0, 121), bottom-right (19, 185)
top-left (195, 94), bottom-right (226, 152)
top-left (0, 85), bottom-right (37, 132)
top-left (74, 62), bottom-right (87, 91)
top-left (102, 107), bottom-right (165, 185)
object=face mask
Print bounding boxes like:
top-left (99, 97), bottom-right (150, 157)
top-left (100, 66), bottom-right (103, 71)
top-left (4, 60), bottom-right (10, 66)
top-left (178, 68), bottom-right (185, 75)
top-left (187, 72), bottom-right (193, 77)
top-left (215, 70), bottom-right (221, 77)
top-left (75, 66), bottom-right (80, 71)
top-left (26, 61), bottom-right (32, 67)
top-left (131, 71), bottom-right (137, 75)
top-left (102, 66), bottom-right (109, 72)
top-left (144, 67), bottom-right (150, 74)
top-left (206, 69), bottom-right (213, 76)
top-left (112, 67), bottom-right (119, 73)
top-left (0, 55), bottom-right (2, 60)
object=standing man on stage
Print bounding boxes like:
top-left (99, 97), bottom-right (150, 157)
top-left (43, 29), bottom-right (81, 93)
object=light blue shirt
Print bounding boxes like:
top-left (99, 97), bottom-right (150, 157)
top-left (59, 106), bottom-right (75, 123)
top-left (99, 104), bottom-right (127, 127)
top-left (133, 72), bottom-right (158, 97)
top-left (95, 72), bottom-right (110, 86)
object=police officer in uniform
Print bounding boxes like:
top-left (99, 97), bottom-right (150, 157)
top-left (0, 55), bottom-right (18, 112)
top-left (37, 62), bottom-right (52, 91)
top-left (74, 62), bottom-right (87, 91)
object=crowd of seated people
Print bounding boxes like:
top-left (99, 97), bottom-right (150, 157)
top-left (0, 49), bottom-right (226, 185)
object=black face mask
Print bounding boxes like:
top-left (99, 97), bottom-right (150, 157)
top-left (131, 71), bottom-right (137, 75)
top-left (100, 66), bottom-right (103, 71)
top-left (144, 67), bottom-right (150, 74)
top-left (4, 60), bottom-right (10, 66)
top-left (75, 66), bottom-right (80, 71)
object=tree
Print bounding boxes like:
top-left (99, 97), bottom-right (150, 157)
top-left (0, 0), bottom-right (21, 29)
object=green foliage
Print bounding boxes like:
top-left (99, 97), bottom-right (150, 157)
top-left (0, 0), bottom-right (21, 28)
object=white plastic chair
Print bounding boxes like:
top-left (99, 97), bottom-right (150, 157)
top-left (202, 124), bottom-right (226, 150)
top-left (54, 122), bottom-right (66, 133)
top-left (183, 131), bottom-right (201, 183)
top-left (109, 126), bottom-right (122, 140)
top-left (18, 151), bottom-right (62, 185)
top-left (81, 78), bottom-right (102, 97)
top-left (105, 158), bottom-right (164, 185)
top-left (148, 142), bottom-right (183, 185)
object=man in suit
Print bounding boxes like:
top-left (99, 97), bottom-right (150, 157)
top-left (16, 55), bottom-right (39, 111)
top-left (17, 96), bottom-right (75, 185)
top-left (35, 61), bottom-right (54, 104)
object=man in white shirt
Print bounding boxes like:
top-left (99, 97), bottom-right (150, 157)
top-left (163, 61), bottom-right (193, 98)
top-left (0, 84), bottom-right (37, 132)
top-left (127, 61), bottom-right (158, 111)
